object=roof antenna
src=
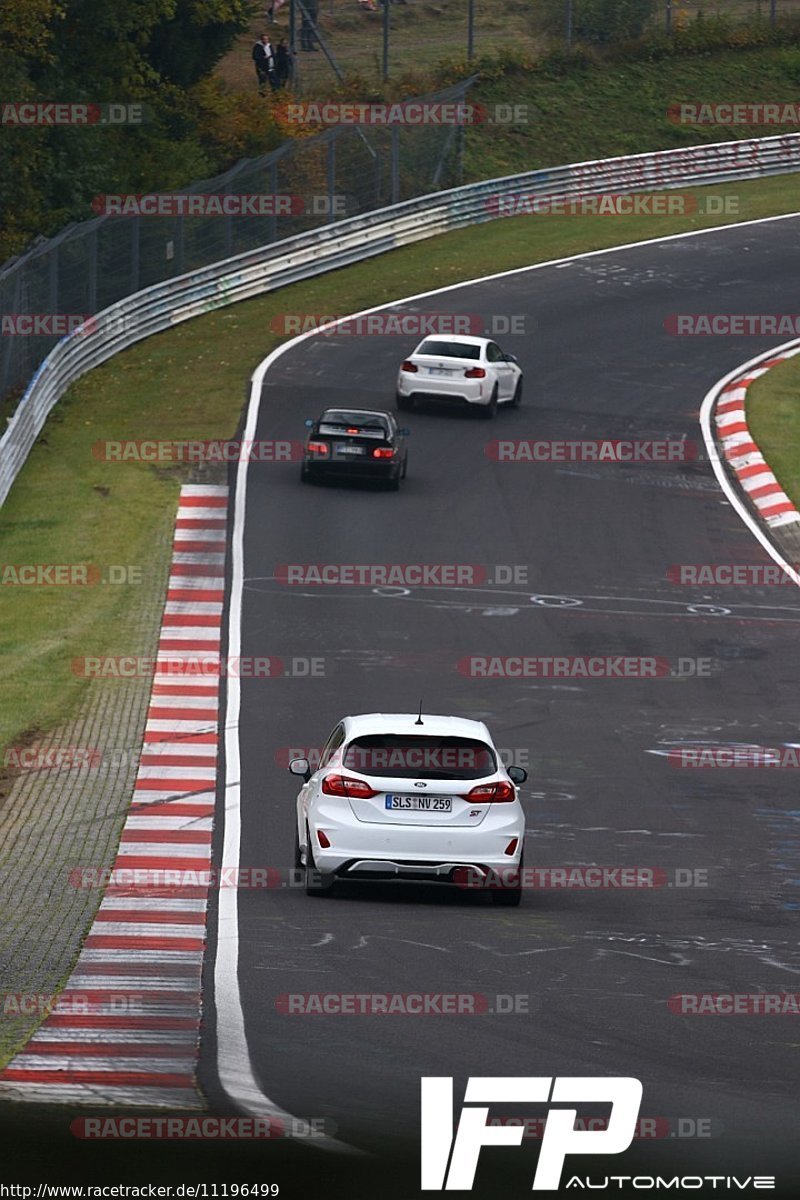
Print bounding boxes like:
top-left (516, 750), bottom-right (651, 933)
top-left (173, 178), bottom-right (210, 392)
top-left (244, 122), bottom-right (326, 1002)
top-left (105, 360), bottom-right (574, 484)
top-left (415, 699), bottom-right (424, 726)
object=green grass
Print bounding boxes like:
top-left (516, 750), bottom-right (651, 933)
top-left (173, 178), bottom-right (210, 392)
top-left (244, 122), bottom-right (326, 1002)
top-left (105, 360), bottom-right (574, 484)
top-left (745, 350), bottom-right (800, 504)
top-left (218, 0), bottom-right (800, 98)
top-left (2, 171), bottom-right (800, 761)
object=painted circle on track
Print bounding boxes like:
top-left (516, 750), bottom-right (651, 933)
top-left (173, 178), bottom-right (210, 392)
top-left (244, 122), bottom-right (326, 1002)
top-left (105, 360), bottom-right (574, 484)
top-left (373, 586), bottom-right (411, 597)
top-left (686, 603), bottom-right (732, 616)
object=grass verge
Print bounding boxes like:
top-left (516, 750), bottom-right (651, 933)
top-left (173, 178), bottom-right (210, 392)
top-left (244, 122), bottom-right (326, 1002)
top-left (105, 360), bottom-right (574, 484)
top-left (1, 172), bottom-right (800, 759)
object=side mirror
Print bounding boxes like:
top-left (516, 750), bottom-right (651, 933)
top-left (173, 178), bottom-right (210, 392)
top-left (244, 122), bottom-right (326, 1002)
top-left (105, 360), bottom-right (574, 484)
top-left (399, 427), bottom-right (411, 437)
top-left (503, 353), bottom-right (518, 364)
top-left (507, 765), bottom-right (527, 784)
top-left (304, 418), bottom-right (314, 428)
top-left (289, 757), bottom-right (311, 780)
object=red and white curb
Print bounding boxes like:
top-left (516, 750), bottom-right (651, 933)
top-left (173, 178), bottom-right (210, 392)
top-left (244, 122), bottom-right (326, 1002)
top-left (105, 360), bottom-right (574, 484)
top-left (713, 347), bottom-right (800, 529)
top-left (0, 484), bottom-right (228, 1107)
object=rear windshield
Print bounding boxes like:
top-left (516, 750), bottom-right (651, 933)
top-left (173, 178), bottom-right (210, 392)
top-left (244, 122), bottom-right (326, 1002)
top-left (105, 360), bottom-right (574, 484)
top-left (341, 735), bottom-right (496, 779)
top-left (320, 410), bottom-right (389, 433)
top-left (416, 340), bottom-right (481, 360)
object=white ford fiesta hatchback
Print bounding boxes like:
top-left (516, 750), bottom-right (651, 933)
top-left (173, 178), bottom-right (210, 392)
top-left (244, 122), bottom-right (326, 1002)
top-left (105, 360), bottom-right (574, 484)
top-left (289, 712), bottom-right (527, 904)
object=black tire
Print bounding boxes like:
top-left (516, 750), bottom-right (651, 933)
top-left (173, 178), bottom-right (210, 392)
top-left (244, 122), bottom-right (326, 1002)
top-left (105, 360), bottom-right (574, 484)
top-left (401, 455), bottom-right (408, 480)
top-left (293, 823), bottom-right (303, 871)
top-left (305, 825), bottom-right (334, 896)
top-left (387, 471), bottom-right (401, 491)
top-left (490, 855), bottom-right (523, 907)
top-left (480, 385), bottom-right (498, 419)
top-left (396, 392), bottom-right (414, 412)
top-left (510, 376), bottom-right (523, 408)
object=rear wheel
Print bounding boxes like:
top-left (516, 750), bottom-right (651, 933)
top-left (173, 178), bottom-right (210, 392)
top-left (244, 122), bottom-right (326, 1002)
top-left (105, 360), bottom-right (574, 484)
top-left (490, 855), bottom-right (523, 907)
top-left (396, 392), bottom-right (414, 412)
top-left (510, 376), bottom-right (523, 408)
top-left (305, 825), bottom-right (335, 896)
top-left (293, 823), bottom-right (303, 871)
top-left (480, 385), bottom-right (498, 419)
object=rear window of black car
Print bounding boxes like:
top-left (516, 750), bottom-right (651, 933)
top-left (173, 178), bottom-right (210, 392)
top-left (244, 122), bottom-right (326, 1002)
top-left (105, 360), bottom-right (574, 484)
top-left (318, 411), bottom-right (390, 438)
top-left (341, 735), bottom-right (496, 779)
top-left (416, 340), bottom-right (481, 360)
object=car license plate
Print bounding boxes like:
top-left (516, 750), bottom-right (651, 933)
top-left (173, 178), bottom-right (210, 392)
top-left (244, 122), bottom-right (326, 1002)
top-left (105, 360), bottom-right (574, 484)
top-left (385, 794), bottom-right (453, 812)
top-left (428, 367), bottom-right (452, 376)
top-left (335, 443), bottom-right (365, 455)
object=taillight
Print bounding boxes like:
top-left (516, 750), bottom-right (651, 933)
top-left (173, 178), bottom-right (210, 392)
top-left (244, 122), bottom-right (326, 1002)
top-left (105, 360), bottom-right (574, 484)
top-left (346, 427), bottom-right (359, 434)
top-left (462, 781), bottom-right (515, 803)
top-left (307, 441), bottom-right (329, 456)
top-left (317, 830), bottom-right (331, 848)
top-left (464, 367), bottom-right (486, 379)
top-left (401, 360), bottom-right (418, 373)
top-left (504, 838), bottom-right (519, 856)
top-left (372, 447), bottom-right (395, 459)
top-left (322, 773), bottom-right (378, 799)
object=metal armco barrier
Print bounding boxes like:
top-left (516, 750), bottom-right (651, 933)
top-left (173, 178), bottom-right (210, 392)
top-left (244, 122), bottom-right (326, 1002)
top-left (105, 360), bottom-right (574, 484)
top-left (2, 132), bottom-right (800, 508)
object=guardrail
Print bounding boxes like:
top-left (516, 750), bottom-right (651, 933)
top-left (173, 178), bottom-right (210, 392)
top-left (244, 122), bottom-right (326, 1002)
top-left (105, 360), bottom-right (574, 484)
top-left (3, 132), bottom-right (800, 508)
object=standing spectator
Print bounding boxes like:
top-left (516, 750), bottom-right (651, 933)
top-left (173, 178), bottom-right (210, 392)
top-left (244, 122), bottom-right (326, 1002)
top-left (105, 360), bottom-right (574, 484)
top-left (300, 0), bottom-right (319, 50)
top-left (265, 0), bottom-right (286, 22)
top-left (275, 38), bottom-right (291, 87)
top-left (252, 33), bottom-right (278, 92)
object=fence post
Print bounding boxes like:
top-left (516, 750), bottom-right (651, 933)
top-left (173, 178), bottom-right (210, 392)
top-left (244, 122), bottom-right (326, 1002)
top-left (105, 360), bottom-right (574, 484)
top-left (383, 0), bottom-right (389, 81)
top-left (771, 0), bottom-right (777, 25)
top-left (88, 227), bottom-right (98, 313)
top-left (467, 0), bottom-right (475, 60)
top-left (268, 163), bottom-right (279, 243)
top-left (391, 125), bottom-right (400, 205)
top-left (49, 242), bottom-right (59, 317)
top-left (666, 0), bottom-right (672, 35)
top-left (565, 0), bottom-right (573, 46)
top-left (131, 218), bottom-right (140, 294)
top-left (327, 136), bottom-right (337, 220)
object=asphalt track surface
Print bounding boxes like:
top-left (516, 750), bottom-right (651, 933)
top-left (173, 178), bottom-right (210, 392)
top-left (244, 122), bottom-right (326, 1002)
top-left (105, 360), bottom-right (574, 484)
top-left (204, 218), bottom-right (800, 1193)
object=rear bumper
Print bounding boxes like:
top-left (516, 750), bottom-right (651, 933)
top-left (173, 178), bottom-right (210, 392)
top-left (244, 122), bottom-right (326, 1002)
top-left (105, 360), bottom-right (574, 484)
top-left (308, 809), bottom-right (524, 877)
top-left (397, 375), bottom-right (488, 406)
top-left (304, 457), bottom-right (399, 478)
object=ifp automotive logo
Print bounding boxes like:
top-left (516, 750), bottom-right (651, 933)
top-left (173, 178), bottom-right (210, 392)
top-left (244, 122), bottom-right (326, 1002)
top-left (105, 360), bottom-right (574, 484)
top-left (420, 1076), bottom-right (643, 1191)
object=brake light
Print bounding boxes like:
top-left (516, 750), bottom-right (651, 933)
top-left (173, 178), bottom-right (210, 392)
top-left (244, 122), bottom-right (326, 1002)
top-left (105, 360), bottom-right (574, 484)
top-left (307, 441), bottom-right (329, 456)
top-left (464, 367), bottom-right (486, 379)
top-left (401, 360), bottom-right (418, 373)
top-left (372, 447), bottom-right (395, 459)
top-left (461, 781), bottom-right (515, 803)
top-left (346, 427), bottom-right (359, 434)
top-left (322, 773), bottom-right (378, 799)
